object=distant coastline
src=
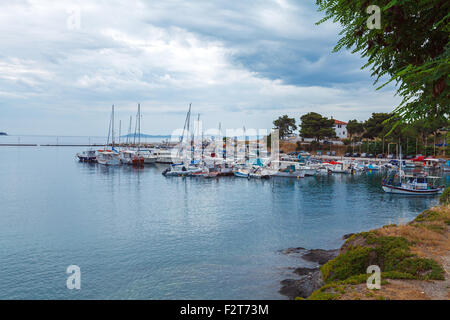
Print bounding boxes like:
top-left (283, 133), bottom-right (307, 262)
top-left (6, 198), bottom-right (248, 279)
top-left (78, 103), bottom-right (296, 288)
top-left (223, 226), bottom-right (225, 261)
top-left (0, 132), bottom-right (7, 136)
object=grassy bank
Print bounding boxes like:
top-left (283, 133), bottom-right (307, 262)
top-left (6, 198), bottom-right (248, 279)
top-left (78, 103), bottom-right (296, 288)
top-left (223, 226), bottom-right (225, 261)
top-left (302, 196), bottom-right (449, 300)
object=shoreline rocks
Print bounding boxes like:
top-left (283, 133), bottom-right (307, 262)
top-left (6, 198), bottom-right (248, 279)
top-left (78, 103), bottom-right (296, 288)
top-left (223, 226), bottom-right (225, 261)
top-left (279, 248), bottom-right (339, 299)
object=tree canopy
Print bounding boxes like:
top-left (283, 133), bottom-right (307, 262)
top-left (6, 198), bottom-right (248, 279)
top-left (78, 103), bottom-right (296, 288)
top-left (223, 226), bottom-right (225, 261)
top-left (363, 113), bottom-right (392, 139)
top-left (316, 0), bottom-right (449, 124)
top-left (273, 115), bottom-right (297, 139)
top-left (346, 119), bottom-right (365, 139)
top-left (300, 112), bottom-right (336, 141)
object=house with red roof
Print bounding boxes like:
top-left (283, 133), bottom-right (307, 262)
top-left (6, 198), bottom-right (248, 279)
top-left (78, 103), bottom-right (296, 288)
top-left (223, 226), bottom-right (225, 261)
top-left (333, 120), bottom-right (348, 139)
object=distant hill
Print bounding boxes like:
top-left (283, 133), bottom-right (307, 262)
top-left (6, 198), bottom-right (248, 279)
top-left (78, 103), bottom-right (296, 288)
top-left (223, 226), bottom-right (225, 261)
top-left (0, 132), bottom-right (7, 136)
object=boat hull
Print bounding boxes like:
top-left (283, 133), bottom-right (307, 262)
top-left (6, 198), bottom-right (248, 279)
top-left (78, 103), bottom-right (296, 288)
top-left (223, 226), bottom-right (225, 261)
top-left (77, 156), bottom-right (97, 163)
top-left (233, 172), bottom-right (249, 178)
top-left (143, 157), bottom-right (157, 164)
top-left (97, 159), bottom-right (121, 166)
top-left (382, 184), bottom-right (443, 195)
top-left (273, 171), bottom-right (305, 178)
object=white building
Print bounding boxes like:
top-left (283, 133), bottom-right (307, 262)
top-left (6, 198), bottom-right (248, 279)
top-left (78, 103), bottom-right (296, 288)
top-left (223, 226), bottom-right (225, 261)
top-left (333, 120), bottom-right (348, 139)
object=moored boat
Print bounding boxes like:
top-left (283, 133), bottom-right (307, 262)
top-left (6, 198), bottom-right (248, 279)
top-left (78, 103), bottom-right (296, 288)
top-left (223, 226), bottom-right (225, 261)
top-left (382, 175), bottom-right (444, 195)
top-left (97, 150), bottom-right (121, 166)
top-left (76, 149), bottom-right (97, 163)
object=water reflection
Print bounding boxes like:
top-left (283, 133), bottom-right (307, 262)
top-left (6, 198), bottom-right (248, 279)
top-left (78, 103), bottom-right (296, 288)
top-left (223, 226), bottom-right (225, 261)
top-left (0, 146), bottom-right (447, 299)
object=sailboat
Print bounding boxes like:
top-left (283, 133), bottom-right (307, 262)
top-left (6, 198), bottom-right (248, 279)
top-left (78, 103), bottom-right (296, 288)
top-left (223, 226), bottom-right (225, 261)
top-left (97, 105), bottom-right (121, 166)
top-left (131, 103), bottom-right (145, 166)
top-left (162, 104), bottom-right (204, 176)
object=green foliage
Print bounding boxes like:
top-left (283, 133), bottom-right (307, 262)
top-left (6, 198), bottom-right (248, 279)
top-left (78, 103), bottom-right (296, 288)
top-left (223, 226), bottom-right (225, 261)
top-left (440, 187), bottom-right (450, 205)
top-left (273, 115), bottom-right (297, 140)
top-left (347, 119), bottom-right (364, 139)
top-left (414, 209), bottom-right (441, 222)
top-left (300, 112), bottom-right (336, 141)
top-left (321, 234), bottom-right (444, 283)
top-left (321, 247), bottom-right (373, 282)
top-left (363, 113), bottom-right (392, 139)
top-left (342, 138), bottom-right (352, 145)
top-left (315, 0), bottom-right (450, 124)
top-left (396, 258), bottom-right (445, 280)
top-left (307, 291), bottom-right (340, 300)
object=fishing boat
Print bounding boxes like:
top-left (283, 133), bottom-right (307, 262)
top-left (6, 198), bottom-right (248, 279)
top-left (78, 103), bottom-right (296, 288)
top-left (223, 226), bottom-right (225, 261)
top-left (382, 174), bottom-right (444, 195)
top-left (381, 144), bottom-right (443, 195)
top-left (76, 149), bottom-right (97, 163)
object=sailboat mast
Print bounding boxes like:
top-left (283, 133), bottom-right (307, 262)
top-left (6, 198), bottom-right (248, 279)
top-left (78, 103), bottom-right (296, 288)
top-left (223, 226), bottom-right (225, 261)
top-left (118, 120), bottom-right (121, 147)
top-left (133, 109), bottom-right (138, 147)
top-left (126, 116), bottom-right (132, 145)
top-left (112, 104), bottom-right (115, 148)
top-left (106, 110), bottom-right (112, 149)
top-left (243, 126), bottom-right (248, 160)
top-left (138, 103), bottom-right (141, 152)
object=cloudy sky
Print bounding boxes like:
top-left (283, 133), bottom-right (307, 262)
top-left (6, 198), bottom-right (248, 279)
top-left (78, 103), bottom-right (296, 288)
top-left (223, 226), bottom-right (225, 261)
top-left (0, 0), bottom-right (400, 136)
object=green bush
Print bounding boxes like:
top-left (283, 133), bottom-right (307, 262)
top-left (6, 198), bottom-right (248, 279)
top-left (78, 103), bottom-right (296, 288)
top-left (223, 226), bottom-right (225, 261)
top-left (320, 235), bottom-right (444, 283)
top-left (440, 187), bottom-right (450, 205)
top-left (321, 247), bottom-right (372, 282)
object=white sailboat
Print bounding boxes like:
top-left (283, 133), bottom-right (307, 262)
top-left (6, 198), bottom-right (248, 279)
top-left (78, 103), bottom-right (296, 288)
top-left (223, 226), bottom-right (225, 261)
top-left (97, 105), bottom-right (121, 166)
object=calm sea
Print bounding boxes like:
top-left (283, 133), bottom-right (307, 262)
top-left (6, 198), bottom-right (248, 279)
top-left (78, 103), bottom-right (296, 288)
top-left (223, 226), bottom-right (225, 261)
top-left (0, 145), bottom-right (447, 299)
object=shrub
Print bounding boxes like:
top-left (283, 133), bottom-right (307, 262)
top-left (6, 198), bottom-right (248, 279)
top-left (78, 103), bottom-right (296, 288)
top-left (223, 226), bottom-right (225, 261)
top-left (321, 246), bottom-right (372, 282)
top-left (440, 187), bottom-right (450, 205)
top-left (320, 234), bottom-right (444, 283)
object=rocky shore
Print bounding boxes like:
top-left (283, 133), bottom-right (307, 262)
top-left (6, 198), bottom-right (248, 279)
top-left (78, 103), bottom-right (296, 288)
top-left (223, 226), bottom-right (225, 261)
top-left (280, 204), bottom-right (449, 300)
top-left (279, 247), bottom-right (339, 299)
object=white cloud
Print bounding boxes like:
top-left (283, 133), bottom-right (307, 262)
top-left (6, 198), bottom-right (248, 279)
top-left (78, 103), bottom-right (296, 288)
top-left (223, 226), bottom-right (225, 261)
top-left (0, 0), bottom-right (399, 135)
